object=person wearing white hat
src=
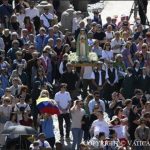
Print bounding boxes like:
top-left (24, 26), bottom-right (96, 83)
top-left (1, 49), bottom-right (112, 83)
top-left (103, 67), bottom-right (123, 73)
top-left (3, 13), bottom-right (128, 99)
top-left (40, 6), bottom-right (54, 30)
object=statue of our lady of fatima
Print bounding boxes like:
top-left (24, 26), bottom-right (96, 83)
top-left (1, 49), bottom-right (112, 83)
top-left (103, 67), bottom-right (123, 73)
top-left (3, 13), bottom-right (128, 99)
top-left (76, 28), bottom-right (89, 62)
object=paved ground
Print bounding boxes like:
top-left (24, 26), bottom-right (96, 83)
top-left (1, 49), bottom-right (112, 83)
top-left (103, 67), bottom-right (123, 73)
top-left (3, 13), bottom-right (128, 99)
top-left (89, 1), bottom-right (150, 25)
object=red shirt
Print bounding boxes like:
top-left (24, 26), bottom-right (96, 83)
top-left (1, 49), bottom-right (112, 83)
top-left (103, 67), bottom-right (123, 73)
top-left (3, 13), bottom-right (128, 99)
top-left (20, 118), bottom-right (33, 126)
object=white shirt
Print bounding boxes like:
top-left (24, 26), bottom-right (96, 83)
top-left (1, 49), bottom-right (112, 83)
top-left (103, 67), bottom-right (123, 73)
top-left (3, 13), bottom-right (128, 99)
top-left (14, 102), bottom-right (31, 121)
top-left (111, 38), bottom-right (123, 54)
top-left (105, 31), bottom-right (114, 40)
top-left (59, 61), bottom-right (64, 75)
top-left (91, 119), bottom-right (109, 137)
top-left (40, 13), bottom-right (53, 28)
top-left (54, 91), bottom-right (71, 113)
top-left (10, 85), bottom-right (22, 97)
top-left (0, 105), bottom-right (12, 118)
top-left (112, 125), bottom-right (127, 139)
top-left (102, 50), bottom-right (113, 61)
top-left (83, 66), bottom-right (94, 80)
top-left (25, 7), bottom-right (39, 20)
top-left (17, 13), bottom-right (26, 29)
top-left (88, 39), bottom-right (95, 46)
top-left (37, 140), bottom-right (51, 148)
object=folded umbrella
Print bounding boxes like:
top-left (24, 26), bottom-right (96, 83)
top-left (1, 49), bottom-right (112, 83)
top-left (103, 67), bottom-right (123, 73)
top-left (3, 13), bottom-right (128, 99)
top-left (36, 97), bottom-right (60, 115)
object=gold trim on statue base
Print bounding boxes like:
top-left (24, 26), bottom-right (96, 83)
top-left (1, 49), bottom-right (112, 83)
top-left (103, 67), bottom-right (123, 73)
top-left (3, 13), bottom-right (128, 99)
top-left (71, 62), bottom-right (98, 67)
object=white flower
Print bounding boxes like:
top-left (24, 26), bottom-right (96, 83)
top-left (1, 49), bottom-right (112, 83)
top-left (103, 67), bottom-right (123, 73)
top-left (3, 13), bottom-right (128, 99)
top-left (68, 52), bottom-right (79, 62)
top-left (88, 52), bottom-right (98, 62)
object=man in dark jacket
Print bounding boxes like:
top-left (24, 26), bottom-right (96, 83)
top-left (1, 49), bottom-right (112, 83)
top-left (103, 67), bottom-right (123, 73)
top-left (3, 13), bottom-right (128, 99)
top-left (60, 62), bottom-right (79, 99)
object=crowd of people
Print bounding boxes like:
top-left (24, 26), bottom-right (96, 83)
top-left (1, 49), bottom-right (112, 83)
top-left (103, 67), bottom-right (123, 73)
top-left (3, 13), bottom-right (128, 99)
top-left (0, 0), bottom-right (150, 150)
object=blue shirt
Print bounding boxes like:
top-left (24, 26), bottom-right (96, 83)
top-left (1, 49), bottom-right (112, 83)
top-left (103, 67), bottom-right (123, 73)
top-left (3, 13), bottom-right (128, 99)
top-left (41, 117), bottom-right (54, 138)
top-left (35, 34), bottom-right (46, 54)
top-left (43, 34), bottom-right (57, 47)
top-left (88, 99), bottom-right (105, 114)
top-left (7, 48), bottom-right (20, 60)
top-left (0, 75), bottom-right (9, 91)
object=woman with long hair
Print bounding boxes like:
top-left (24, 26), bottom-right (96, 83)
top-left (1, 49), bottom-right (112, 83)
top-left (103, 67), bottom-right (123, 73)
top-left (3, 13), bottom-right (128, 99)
top-left (18, 85), bottom-right (31, 104)
top-left (20, 111), bottom-right (33, 126)
top-left (101, 41), bottom-right (113, 62)
top-left (60, 44), bottom-right (70, 59)
top-left (23, 16), bottom-right (34, 34)
top-left (33, 68), bottom-right (48, 87)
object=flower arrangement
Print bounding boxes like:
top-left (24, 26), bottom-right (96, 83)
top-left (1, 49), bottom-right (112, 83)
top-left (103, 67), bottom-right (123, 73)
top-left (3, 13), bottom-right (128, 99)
top-left (68, 52), bottom-right (98, 63)
top-left (68, 52), bottom-right (79, 63)
top-left (88, 52), bottom-right (98, 62)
